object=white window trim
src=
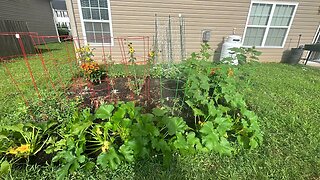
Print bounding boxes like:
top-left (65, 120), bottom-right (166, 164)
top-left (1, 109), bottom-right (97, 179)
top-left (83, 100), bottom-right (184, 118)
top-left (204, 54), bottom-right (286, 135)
top-left (242, 1), bottom-right (299, 48)
top-left (77, 0), bottom-right (114, 46)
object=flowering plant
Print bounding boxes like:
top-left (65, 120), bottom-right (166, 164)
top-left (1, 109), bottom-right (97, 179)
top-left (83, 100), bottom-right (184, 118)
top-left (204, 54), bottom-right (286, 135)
top-left (76, 45), bottom-right (105, 83)
top-left (126, 42), bottom-right (144, 96)
top-left (80, 62), bottom-right (106, 83)
top-left (76, 45), bottom-right (94, 64)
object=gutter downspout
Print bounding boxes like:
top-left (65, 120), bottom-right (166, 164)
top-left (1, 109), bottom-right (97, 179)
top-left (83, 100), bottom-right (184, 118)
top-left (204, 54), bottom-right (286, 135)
top-left (50, 0), bottom-right (61, 42)
top-left (69, 0), bottom-right (80, 48)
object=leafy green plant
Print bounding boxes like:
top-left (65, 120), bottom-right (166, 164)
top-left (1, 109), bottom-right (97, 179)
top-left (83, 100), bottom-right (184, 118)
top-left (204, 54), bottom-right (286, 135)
top-left (224, 47), bottom-right (262, 65)
top-left (76, 45), bottom-right (95, 64)
top-left (189, 42), bottom-right (213, 62)
top-left (126, 77), bottom-right (145, 96)
top-left (44, 101), bottom-right (194, 179)
top-left (0, 157), bottom-right (11, 178)
top-left (181, 48), bottom-right (263, 155)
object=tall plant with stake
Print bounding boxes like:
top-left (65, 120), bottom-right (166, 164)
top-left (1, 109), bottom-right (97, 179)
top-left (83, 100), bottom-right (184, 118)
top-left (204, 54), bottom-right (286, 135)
top-left (127, 42), bottom-right (145, 96)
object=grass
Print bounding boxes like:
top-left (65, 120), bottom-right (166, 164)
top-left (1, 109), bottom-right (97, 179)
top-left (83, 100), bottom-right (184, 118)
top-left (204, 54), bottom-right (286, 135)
top-left (1, 43), bottom-right (320, 179)
top-left (0, 42), bottom-right (77, 125)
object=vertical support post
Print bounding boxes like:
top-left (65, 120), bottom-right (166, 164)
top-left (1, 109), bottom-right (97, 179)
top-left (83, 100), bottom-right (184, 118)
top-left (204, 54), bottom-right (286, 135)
top-left (179, 14), bottom-right (184, 61)
top-left (16, 33), bottom-right (41, 99)
top-left (168, 15), bottom-right (173, 63)
top-left (166, 28), bottom-right (170, 62)
top-left (154, 14), bottom-right (159, 61)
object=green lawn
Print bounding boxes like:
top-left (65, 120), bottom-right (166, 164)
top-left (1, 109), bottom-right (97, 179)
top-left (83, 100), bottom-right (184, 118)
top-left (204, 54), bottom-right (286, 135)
top-left (0, 42), bottom-right (77, 125)
top-left (1, 44), bottom-right (320, 179)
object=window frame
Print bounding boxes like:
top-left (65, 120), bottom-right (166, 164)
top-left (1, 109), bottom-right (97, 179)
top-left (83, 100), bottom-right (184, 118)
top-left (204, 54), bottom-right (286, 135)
top-left (78, 0), bottom-right (114, 46)
top-left (242, 1), bottom-right (298, 48)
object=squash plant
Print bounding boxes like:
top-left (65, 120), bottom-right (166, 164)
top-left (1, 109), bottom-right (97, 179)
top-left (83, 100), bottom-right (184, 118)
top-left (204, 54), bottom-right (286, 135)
top-left (45, 102), bottom-right (193, 179)
top-left (181, 45), bottom-right (263, 155)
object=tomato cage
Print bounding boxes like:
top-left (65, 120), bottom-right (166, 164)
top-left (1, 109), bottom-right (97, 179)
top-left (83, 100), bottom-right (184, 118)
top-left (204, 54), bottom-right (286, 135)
top-left (1, 33), bottom-right (154, 108)
top-left (1, 33), bottom-right (77, 106)
top-left (71, 36), bottom-right (152, 108)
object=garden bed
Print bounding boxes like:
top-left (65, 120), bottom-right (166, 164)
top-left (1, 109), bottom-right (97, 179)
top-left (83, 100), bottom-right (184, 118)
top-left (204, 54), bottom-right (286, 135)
top-left (68, 76), bottom-right (185, 113)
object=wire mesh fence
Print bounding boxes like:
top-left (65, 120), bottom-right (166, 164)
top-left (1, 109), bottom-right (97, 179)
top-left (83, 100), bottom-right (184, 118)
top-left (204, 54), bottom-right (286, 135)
top-left (154, 14), bottom-right (186, 63)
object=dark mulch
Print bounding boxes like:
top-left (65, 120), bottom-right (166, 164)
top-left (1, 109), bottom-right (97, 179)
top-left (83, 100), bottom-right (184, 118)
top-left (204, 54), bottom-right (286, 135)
top-left (68, 76), bottom-right (185, 113)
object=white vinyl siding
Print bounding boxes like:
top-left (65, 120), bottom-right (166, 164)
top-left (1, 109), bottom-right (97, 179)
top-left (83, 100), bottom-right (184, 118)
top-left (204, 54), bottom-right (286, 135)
top-left (79, 0), bottom-right (113, 44)
top-left (243, 1), bottom-right (298, 47)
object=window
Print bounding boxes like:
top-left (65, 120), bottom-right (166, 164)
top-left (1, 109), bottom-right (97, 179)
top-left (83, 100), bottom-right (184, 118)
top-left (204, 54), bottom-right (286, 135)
top-left (79, 0), bottom-right (112, 44)
top-left (243, 2), bottom-right (298, 47)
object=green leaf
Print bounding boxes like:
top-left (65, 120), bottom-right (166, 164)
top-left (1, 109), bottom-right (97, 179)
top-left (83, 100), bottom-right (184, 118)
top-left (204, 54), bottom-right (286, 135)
top-left (126, 139), bottom-right (149, 158)
top-left (151, 138), bottom-right (170, 152)
top-left (185, 100), bottom-right (205, 117)
top-left (82, 108), bottom-right (94, 121)
top-left (186, 132), bottom-right (203, 151)
top-left (119, 144), bottom-right (134, 162)
top-left (121, 118), bottom-right (132, 128)
top-left (95, 104), bottom-right (115, 120)
top-left (112, 107), bottom-right (126, 120)
top-left (200, 122), bottom-right (219, 151)
top-left (83, 161), bottom-right (96, 172)
top-left (200, 122), bottom-right (233, 155)
top-left (56, 162), bottom-right (72, 180)
top-left (0, 135), bottom-right (9, 141)
top-left (166, 117), bottom-right (188, 136)
top-left (173, 132), bottom-right (189, 152)
top-left (214, 117), bottom-right (233, 136)
top-left (0, 161), bottom-right (10, 175)
top-left (152, 108), bottom-right (166, 117)
top-left (70, 122), bottom-right (91, 135)
top-left (97, 147), bottom-right (121, 170)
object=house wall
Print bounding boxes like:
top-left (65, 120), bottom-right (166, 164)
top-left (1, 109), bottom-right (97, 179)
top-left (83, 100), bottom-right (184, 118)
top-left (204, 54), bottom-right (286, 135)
top-left (0, 0), bottom-right (57, 36)
top-left (67, 0), bottom-right (320, 62)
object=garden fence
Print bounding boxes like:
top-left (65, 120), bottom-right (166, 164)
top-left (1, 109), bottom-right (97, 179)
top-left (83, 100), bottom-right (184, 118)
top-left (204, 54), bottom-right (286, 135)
top-left (154, 14), bottom-right (186, 63)
top-left (1, 33), bottom-right (160, 108)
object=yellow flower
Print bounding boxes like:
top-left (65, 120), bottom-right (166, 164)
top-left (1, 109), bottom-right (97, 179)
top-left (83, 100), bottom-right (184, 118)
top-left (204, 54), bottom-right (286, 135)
top-left (228, 68), bottom-right (234, 77)
top-left (86, 57), bottom-right (91, 61)
top-left (96, 127), bottom-right (103, 135)
top-left (101, 141), bottom-right (110, 152)
top-left (16, 144), bottom-right (31, 153)
top-left (7, 147), bottom-right (18, 155)
top-left (149, 51), bottom-right (155, 57)
top-left (129, 48), bottom-right (134, 54)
